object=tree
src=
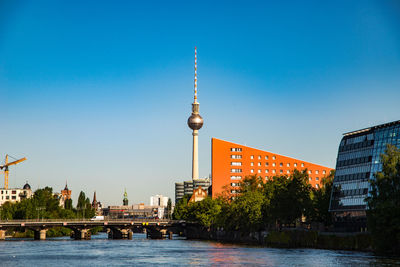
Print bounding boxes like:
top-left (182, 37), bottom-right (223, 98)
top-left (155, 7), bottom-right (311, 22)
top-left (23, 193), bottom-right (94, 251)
top-left (166, 198), bottom-right (172, 219)
top-left (226, 190), bottom-right (265, 231)
top-left (64, 198), bottom-right (73, 210)
top-left (268, 170), bottom-right (312, 228)
top-left (309, 170), bottom-right (335, 226)
top-left (76, 191), bottom-right (95, 218)
top-left (367, 144), bottom-right (400, 255)
top-left (172, 195), bottom-right (190, 220)
top-left (185, 197), bottom-right (222, 229)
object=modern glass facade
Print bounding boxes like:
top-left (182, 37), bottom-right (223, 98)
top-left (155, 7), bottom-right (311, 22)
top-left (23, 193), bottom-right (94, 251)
top-left (329, 120), bottom-right (400, 230)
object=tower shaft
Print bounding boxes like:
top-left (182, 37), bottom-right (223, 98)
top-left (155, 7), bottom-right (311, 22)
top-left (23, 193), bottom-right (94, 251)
top-left (192, 130), bottom-right (199, 180)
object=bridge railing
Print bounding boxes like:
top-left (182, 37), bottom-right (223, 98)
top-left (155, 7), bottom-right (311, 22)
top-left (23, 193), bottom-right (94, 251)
top-left (0, 218), bottom-right (180, 223)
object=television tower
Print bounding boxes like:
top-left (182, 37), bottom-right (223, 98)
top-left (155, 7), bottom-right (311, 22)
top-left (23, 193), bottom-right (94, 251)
top-left (187, 47), bottom-right (204, 180)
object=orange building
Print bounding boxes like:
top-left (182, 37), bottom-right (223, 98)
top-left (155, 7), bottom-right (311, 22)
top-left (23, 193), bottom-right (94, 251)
top-left (211, 138), bottom-right (334, 198)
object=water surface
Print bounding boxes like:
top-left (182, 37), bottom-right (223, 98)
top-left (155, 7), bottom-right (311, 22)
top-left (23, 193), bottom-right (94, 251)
top-left (0, 233), bottom-right (398, 266)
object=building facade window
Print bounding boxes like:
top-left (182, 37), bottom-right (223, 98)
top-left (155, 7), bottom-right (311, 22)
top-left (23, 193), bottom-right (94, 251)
top-left (230, 176), bottom-right (242, 180)
top-left (231, 169), bottom-right (242, 173)
top-left (265, 162), bottom-right (269, 166)
top-left (280, 163), bottom-right (283, 167)
top-left (251, 169), bottom-right (254, 173)
top-left (231, 162), bottom-right (242, 166)
top-left (251, 162), bottom-right (254, 166)
top-left (258, 156), bottom-right (261, 160)
top-left (265, 169), bottom-right (269, 173)
top-left (258, 162), bottom-right (261, 166)
top-left (301, 163), bottom-right (304, 167)
top-left (294, 163), bottom-right (297, 167)
top-left (231, 155), bottom-right (242, 159)
top-left (258, 169), bottom-right (261, 173)
top-left (250, 155), bottom-right (254, 159)
top-left (230, 148), bottom-right (242, 152)
top-left (287, 163), bottom-right (290, 167)
top-left (272, 156), bottom-right (276, 160)
top-left (265, 156), bottom-right (269, 160)
top-left (272, 163), bottom-right (276, 167)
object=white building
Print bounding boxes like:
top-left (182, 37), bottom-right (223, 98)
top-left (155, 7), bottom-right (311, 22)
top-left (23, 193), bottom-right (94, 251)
top-left (0, 183), bottom-right (33, 206)
top-left (150, 195), bottom-right (169, 207)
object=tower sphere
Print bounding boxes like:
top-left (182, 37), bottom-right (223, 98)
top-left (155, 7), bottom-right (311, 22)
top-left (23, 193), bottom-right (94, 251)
top-left (188, 114), bottom-right (204, 130)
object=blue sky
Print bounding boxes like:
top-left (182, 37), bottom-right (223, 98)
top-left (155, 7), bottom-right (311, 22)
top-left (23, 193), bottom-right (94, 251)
top-left (1, 0), bottom-right (400, 205)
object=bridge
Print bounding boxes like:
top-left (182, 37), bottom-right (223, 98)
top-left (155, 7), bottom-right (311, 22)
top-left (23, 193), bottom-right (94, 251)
top-left (0, 219), bottom-right (186, 240)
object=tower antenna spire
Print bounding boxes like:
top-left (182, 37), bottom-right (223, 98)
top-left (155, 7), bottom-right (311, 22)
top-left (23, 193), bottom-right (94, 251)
top-left (194, 46), bottom-right (197, 103)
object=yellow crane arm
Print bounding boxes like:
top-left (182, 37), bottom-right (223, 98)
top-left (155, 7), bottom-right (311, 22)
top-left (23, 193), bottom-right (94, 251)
top-left (4, 157), bottom-right (27, 167)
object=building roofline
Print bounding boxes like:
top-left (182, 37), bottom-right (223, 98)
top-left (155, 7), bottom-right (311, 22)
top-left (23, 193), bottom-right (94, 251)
top-left (343, 119), bottom-right (400, 136)
top-left (212, 137), bottom-right (334, 169)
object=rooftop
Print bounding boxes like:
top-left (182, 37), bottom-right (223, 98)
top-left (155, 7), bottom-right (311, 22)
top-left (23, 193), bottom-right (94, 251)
top-left (343, 120), bottom-right (400, 136)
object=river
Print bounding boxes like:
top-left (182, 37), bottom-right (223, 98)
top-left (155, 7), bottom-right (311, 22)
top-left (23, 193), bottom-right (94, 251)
top-left (0, 233), bottom-right (398, 266)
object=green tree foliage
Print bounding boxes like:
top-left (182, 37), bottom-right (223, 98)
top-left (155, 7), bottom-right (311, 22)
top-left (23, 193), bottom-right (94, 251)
top-left (367, 144), bottom-right (400, 255)
top-left (166, 198), bottom-right (172, 219)
top-left (267, 170), bottom-right (312, 227)
top-left (64, 198), bottom-right (73, 210)
top-left (76, 191), bottom-right (95, 219)
top-left (0, 187), bottom-right (94, 220)
top-left (173, 173), bottom-right (317, 232)
top-left (185, 197), bottom-right (222, 229)
top-left (2, 187), bottom-right (64, 220)
top-left (226, 190), bottom-right (265, 231)
top-left (308, 170), bottom-right (335, 226)
top-left (172, 195), bottom-right (190, 220)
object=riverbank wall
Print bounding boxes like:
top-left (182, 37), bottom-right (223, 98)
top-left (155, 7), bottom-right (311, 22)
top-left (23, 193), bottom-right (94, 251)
top-left (185, 227), bottom-right (372, 251)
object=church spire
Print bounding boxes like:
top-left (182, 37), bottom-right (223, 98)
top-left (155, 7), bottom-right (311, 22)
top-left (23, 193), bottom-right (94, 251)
top-left (123, 188), bottom-right (128, 206)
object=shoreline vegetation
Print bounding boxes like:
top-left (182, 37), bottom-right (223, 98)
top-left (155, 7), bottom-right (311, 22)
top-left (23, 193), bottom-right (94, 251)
top-left (185, 227), bottom-right (372, 252)
top-left (174, 145), bottom-right (400, 256)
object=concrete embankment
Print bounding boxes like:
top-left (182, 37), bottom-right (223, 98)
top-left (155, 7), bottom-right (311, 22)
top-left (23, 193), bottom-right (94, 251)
top-left (185, 227), bottom-right (372, 251)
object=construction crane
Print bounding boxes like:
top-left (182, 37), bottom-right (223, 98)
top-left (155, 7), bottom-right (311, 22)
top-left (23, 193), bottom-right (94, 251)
top-left (0, 155), bottom-right (27, 189)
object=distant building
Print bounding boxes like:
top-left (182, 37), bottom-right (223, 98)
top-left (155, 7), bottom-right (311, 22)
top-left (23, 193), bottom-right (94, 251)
top-left (189, 186), bottom-right (208, 203)
top-left (329, 120), bottom-right (400, 231)
top-left (0, 182), bottom-right (33, 206)
top-left (175, 177), bottom-right (211, 203)
top-left (58, 183), bottom-right (72, 207)
top-left (61, 183), bottom-right (71, 200)
top-left (103, 203), bottom-right (162, 219)
top-left (211, 138), bottom-right (334, 198)
top-left (92, 191), bottom-right (103, 215)
top-left (175, 183), bottom-right (184, 203)
top-left (150, 195), bottom-right (168, 207)
top-left (123, 189), bottom-right (128, 206)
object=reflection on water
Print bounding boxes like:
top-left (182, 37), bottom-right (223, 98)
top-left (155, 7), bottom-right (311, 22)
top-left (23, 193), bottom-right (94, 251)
top-left (0, 233), bottom-right (398, 266)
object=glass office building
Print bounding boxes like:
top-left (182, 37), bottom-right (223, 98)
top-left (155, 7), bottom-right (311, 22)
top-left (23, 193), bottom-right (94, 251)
top-left (329, 120), bottom-right (400, 230)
